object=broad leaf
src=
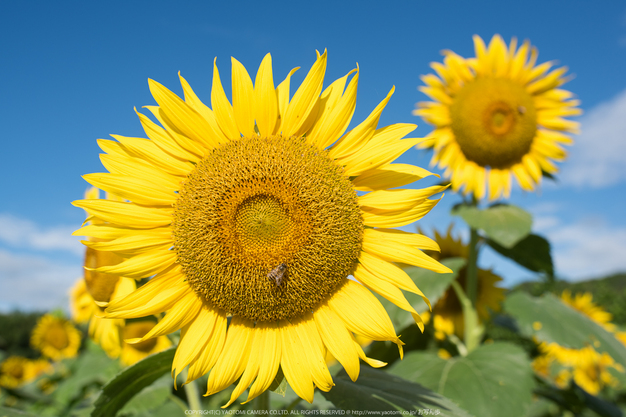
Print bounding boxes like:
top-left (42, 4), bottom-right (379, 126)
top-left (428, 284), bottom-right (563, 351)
top-left (505, 292), bottom-right (626, 370)
top-left (452, 204), bottom-right (532, 248)
top-left (118, 374), bottom-right (172, 415)
top-left (91, 347), bottom-right (175, 417)
top-left (322, 366), bottom-right (473, 416)
top-left (389, 343), bottom-right (535, 417)
top-left (487, 234), bottom-right (553, 277)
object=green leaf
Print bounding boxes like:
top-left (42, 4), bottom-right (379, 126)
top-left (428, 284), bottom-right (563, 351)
top-left (486, 234), bottom-right (553, 276)
top-left (118, 374), bottom-right (172, 415)
top-left (0, 407), bottom-right (42, 417)
top-left (90, 347), bottom-right (176, 417)
top-left (504, 292), bottom-right (626, 370)
top-left (383, 258), bottom-right (466, 330)
top-left (321, 366), bottom-right (473, 416)
top-left (389, 342), bottom-right (535, 417)
top-left (452, 204), bottom-right (532, 248)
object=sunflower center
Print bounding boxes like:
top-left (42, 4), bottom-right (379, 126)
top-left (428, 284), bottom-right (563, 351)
top-left (173, 135), bottom-right (363, 322)
top-left (450, 77), bottom-right (537, 169)
top-left (45, 324), bottom-right (70, 350)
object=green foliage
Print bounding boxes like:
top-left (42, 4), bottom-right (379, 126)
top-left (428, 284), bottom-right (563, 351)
top-left (486, 234), bottom-right (554, 277)
top-left (321, 366), bottom-right (473, 416)
top-left (0, 312), bottom-right (44, 358)
top-left (516, 273), bottom-right (626, 325)
top-left (451, 204), bottom-right (532, 248)
top-left (0, 406), bottom-right (41, 417)
top-left (504, 292), bottom-right (626, 381)
top-left (91, 347), bottom-right (175, 417)
top-left (388, 343), bottom-right (535, 417)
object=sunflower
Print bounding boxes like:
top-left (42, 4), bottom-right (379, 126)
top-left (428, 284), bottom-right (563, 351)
top-left (533, 342), bottom-right (624, 395)
top-left (30, 315), bottom-right (81, 361)
top-left (560, 290), bottom-right (616, 333)
top-left (421, 226), bottom-right (504, 340)
top-left (74, 51), bottom-right (450, 405)
top-left (70, 188), bottom-right (137, 359)
top-left (119, 319), bottom-right (173, 366)
top-left (0, 357), bottom-right (52, 389)
top-left (414, 34), bottom-right (581, 200)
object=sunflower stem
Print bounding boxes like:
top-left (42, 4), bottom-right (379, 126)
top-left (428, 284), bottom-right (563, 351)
top-left (184, 378), bottom-right (203, 412)
top-left (255, 390), bottom-right (270, 415)
top-left (466, 227), bottom-right (480, 306)
top-left (451, 280), bottom-right (481, 352)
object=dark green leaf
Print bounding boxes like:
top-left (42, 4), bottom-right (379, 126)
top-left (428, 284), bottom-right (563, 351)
top-left (389, 343), bottom-right (535, 417)
top-left (504, 292), bottom-right (626, 371)
top-left (486, 234), bottom-right (553, 276)
top-left (452, 204), bottom-right (532, 248)
top-left (322, 366), bottom-right (473, 416)
top-left (91, 347), bottom-right (175, 417)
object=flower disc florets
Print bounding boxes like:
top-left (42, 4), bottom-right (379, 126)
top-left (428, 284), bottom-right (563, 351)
top-left (173, 135), bottom-right (363, 322)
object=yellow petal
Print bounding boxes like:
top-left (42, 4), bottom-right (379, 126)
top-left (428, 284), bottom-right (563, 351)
top-left (343, 137), bottom-right (431, 177)
top-left (82, 173), bottom-right (176, 206)
top-left (328, 280), bottom-right (401, 346)
top-left (99, 153), bottom-right (181, 190)
top-left (244, 322), bottom-right (282, 404)
top-left (148, 79), bottom-right (220, 150)
top-left (231, 57), bottom-right (256, 137)
top-left (362, 235), bottom-right (450, 274)
top-left (91, 249), bottom-right (175, 279)
top-left (280, 322), bottom-right (315, 403)
top-left (254, 53), bottom-right (278, 136)
top-left (126, 292), bottom-right (202, 343)
top-left (314, 303), bottom-right (360, 382)
top-left (294, 314), bottom-right (334, 392)
top-left (275, 67), bottom-right (300, 134)
top-left (281, 50), bottom-right (327, 136)
top-left (81, 228), bottom-right (172, 255)
top-left (111, 135), bottom-right (194, 177)
top-left (363, 228), bottom-right (439, 251)
top-left (185, 310), bottom-right (228, 383)
top-left (361, 196), bottom-right (442, 228)
top-left (358, 185), bottom-right (448, 212)
top-left (72, 199), bottom-right (172, 229)
top-left (309, 68), bottom-right (358, 150)
top-left (205, 316), bottom-right (254, 396)
top-left (211, 58), bottom-right (240, 140)
top-left (352, 163), bottom-right (437, 191)
top-left (352, 264), bottom-right (424, 332)
top-left (329, 87), bottom-right (395, 160)
top-left (135, 108), bottom-right (199, 162)
top-left (178, 72), bottom-right (229, 144)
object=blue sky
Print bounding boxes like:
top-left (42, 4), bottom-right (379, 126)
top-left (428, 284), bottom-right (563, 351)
top-left (1, 1), bottom-right (625, 311)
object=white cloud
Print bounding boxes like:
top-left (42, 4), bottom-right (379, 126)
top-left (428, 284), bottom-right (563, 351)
top-left (0, 249), bottom-right (81, 312)
top-left (560, 88), bottom-right (626, 188)
top-left (0, 213), bottom-right (83, 256)
top-left (533, 209), bottom-right (626, 281)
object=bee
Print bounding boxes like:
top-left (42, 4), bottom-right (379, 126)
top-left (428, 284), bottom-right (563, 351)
top-left (518, 106), bottom-right (526, 115)
top-left (267, 263), bottom-right (287, 286)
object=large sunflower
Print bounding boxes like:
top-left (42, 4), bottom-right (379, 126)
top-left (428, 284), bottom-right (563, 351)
top-left (31, 315), bottom-right (82, 361)
top-left (74, 51), bottom-right (450, 404)
top-left (421, 226), bottom-right (504, 341)
top-left (414, 35), bottom-right (581, 200)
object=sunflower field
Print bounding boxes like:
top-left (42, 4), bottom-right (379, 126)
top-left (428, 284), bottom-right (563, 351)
top-left (1, 33), bottom-right (625, 417)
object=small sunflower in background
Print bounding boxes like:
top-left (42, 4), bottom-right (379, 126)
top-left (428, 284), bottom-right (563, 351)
top-left (560, 290), bottom-right (616, 333)
top-left (74, 51), bottom-right (450, 404)
top-left (0, 356), bottom-right (52, 389)
top-left (415, 34), bottom-right (581, 200)
top-left (533, 342), bottom-right (624, 395)
top-left (421, 226), bottom-right (505, 341)
top-left (30, 315), bottom-right (81, 361)
top-left (71, 187), bottom-right (171, 364)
